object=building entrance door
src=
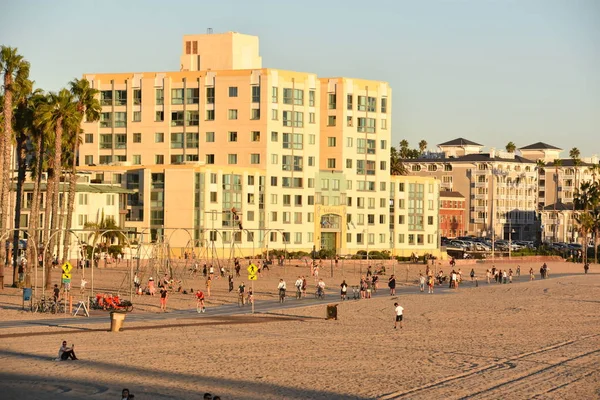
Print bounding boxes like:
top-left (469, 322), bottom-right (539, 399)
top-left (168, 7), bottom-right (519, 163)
top-left (321, 232), bottom-right (337, 251)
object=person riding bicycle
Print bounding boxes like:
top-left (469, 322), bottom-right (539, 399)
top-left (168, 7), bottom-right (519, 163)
top-left (278, 279), bottom-right (287, 301)
top-left (294, 276), bottom-right (303, 298)
top-left (238, 282), bottom-right (246, 305)
top-left (317, 278), bottom-right (325, 297)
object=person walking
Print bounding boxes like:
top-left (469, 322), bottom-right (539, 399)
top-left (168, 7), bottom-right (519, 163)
top-left (529, 267), bottom-right (535, 281)
top-left (388, 275), bottom-right (396, 296)
top-left (427, 274), bottom-right (434, 294)
top-left (470, 268), bottom-right (475, 282)
top-left (159, 286), bottom-right (168, 312)
top-left (340, 280), bottom-right (348, 300)
top-left (394, 302), bottom-right (404, 329)
top-left (196, 290), bottom-right (205, 313)
top-left (419, 273), bottom-right (425, 292)
top-left (206, 277), bottom-right (212, 298)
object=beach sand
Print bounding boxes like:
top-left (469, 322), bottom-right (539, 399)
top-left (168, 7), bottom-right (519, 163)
top-left (0, 259), bottom-right (598, 399)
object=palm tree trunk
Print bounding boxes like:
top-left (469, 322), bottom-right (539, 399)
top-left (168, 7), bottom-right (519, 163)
top-left (594, 228), bottom-right (599, 265)
top-left (26, 134), bottom-right (43, 285)
top-left (62, 141), bottom-right (78, 263)
top-left (11, 134), bottom-right (27, 286)
top-left (43, 169), bottom-right (55, 289)
top-left (0, 84), bottom-right (13, 288)
top-left (56, 173), bottom-right (68, 260)
top-left (46, 121), bottom-right (63, 288)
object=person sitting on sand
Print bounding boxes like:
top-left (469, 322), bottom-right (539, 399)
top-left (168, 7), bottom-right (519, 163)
top-left (58, 340), bottom-right (78, 360)
top-left (121, 388), bottom-right (134, 399)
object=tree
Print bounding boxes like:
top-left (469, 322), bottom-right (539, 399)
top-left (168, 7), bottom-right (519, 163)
top-left (10, 80), bottom-right (35, 286)
top-left (84, 212), bottom-right (121, 265)
top-left (552, 159), bottom-right (563, 241)
top-left (505, 142), bottom-right (516, 153)
top-left (569, 148), bottom-right (581, 242)
top-left (574, 212), bottom-right (594, 265)
top-left (62, 79), bottom-right (100, 262)
top-left (389, 146), bottom-right (407, 176)
top-left (35, 89), bottom-right (79, 288)
top-left (0, 46), bottom-right (30, 286)
top-left (418, 140), bottom-right (427, 154)
top-left (399, 140), bottom-right (410, 159)
top-left (590, 208), bottom-right (600, 265)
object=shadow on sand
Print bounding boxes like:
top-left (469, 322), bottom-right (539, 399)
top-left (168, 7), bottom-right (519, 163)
top-left (0, 349), bottom-right (370, 400)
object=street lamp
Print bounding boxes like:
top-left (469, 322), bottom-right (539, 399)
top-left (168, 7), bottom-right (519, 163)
top-left (508, 223), bottom-right (516, 259)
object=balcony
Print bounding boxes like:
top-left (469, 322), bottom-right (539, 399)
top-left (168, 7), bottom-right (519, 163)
top-left (474, 181), bottom-right (487, 187)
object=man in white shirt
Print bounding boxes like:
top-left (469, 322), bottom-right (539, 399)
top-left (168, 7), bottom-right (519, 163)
top-left (394, 302), bottom-right (404, 329)
top-left (294, 276), bottom-right (303, 298)
top-left (317, 278), bottom-right (326, 296)
top-left (277, 279), bottom-right (287, 291)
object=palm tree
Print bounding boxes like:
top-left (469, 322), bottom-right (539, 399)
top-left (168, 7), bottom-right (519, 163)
top-left (62, 79), bottom-right (100, 262)
top-left (84, 212), bottom-right (121, 265)
top-left (418, 140), bottom-right (427, 154)
top-left (569, 148), bottom-right (581, 242)
top-left (505, 142), bottom-right (516, 153)
top-left (590, 208), bottom-right (600, 264)
top-left (0, 46), bottom-right (30, 281)
top-left (390, 146), bottom-right (407, 176)
top-left (35, 89), bottom-right (78, 288)
top-left (552, 159), bottom-right (563, 241)
top-left (25, 93), bottom-right (49, 284)
top-left (10, 80), bottom-right (35, 286)
top-left (399, 140), bottom-right (410, 159)
top-left (574, 212), bottom-right (594, 265)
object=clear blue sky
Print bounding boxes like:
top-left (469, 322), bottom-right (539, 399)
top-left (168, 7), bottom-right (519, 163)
top-left (2, 0), bottom-right (599, 157)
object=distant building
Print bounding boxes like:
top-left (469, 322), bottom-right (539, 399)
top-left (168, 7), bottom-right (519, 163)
top-left (402, 138), bottom-right (599, 243)
top-left (439, 191), bottom-right (466, 238)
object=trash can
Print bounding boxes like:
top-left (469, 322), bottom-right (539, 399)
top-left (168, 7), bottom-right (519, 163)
top-left (326, 304), bottom-right (338, 320)
top-left (23, 288), bottom-right (32, 301)
top-left (109, 311), bottom-right (126, 332)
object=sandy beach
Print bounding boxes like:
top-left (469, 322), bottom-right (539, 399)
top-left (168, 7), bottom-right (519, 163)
top-left (0, 259), bottom-right (599, 399)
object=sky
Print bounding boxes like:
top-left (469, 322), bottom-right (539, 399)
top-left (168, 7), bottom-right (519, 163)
top-left (1, 0), bottom-right (599, 158)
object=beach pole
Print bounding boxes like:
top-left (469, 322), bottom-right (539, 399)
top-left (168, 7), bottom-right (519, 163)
top-left (251, 280), bottom-right (255, 314)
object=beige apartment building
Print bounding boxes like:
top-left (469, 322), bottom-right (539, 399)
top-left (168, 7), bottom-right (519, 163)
top-left (15, 176), bottom-right (130, 259)
top-left (76, 31), bottom-right (416, 257)
top-left (403, 138), bottom-right (598, 243)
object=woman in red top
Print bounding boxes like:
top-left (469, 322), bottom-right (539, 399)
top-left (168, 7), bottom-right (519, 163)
top-left (196, 290), bottom-right (205, 313)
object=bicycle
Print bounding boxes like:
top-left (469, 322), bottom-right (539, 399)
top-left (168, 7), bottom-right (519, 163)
top-left (279, 288), bottom-right (286, 303)
top-left (315, 288), bottom-right (325, 300)
top-left (247, 292), bottom-right (254, 306)
top-left (295, 286), bottom-right (302, 299)
top-left (238, 292), bottom-right (245, 307)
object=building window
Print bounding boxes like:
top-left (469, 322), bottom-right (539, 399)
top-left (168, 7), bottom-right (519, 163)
top-left (308, 156), bottom-right (315, 167)
top-left (251, 131), bottom-right (260, 142)
top-left (250, 154), bottom-right (260, 164)
top-left (115, 134), bottom-right (127, 149)
top-left (170, 132), bottom-right (183, 149)
top-left (133, 111), bottom-right (141, 122)
top-left (155, 111), bottom-right (164, 122)
top-left (186, 110), bottom-right (199, 126)
top-left (155, 89), bottom-right (164, 105)
top-left (171, 154), bottom-right (183, 164)
top-left (309, 112), bottom-right (315, 124)
top-left (206, 87), bottom-right (215, 104)
top-left (229, 132), bottom-right (238, 142)
top-left (347, 94), bottom-right (353, 110)
top-left (271, 177), bottom-right (278, 186)
top-left (205, 132), bottom-right (215, 142)
top-left (114, 112), bottom-right (126, 127)
top-left (381, 97), bottom-right (388, 113)
top-left (228, 154), bottom-right (237, 164)
top-left (381, 119), bottom-right (387, 130)
top-left (327, 137), bottom-right (337, 147)
top-left (84, 155), bottom-right (93, 165)
top-left (84, 133), bottom-right (93, 143)
top-left (171, 88), bottom-right (184, 105)
top-left (358, 117), bottom-right (376, 133)
top-left (186, 133), bottom-right (199, 148)
top-left (251, 86), bottom-right (260, 103)
top-left (328, 93), bottom-right (336, 109)
top-left (228, 109), bottom-right (238, 120)
top-left (328, 116), bottom-right (336, 126)
top-left (271, 87), bottom-right (278, 103)
top-left (155, 132), bottom-right (164, 143)
top-left (229, 87), bottom-right (238, 97)
top-left (132, 155), bottom-right (141, 165)
top-left (155, 154), bottom-right (164, 164)
top-left (205, 110), bottom-right (215, 121)
top-left (185, 88), bottom-right (199, 104)
top-left (206, 154), bottom-right (215, 164)
top-left (133, 133), bottom-right (141, 143)
top-left (114, 90), bottom-right (127, 106)
top-left (309, 90), bottom-right (315, 106)
top-left (171, 111), bottom-right (184, 126)
top-left (271, 109), bottom-right (278, 120)
top-left (428, 216), bottom-right (434, 225)
top-left (251, 109), bottom-right (260, 120)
